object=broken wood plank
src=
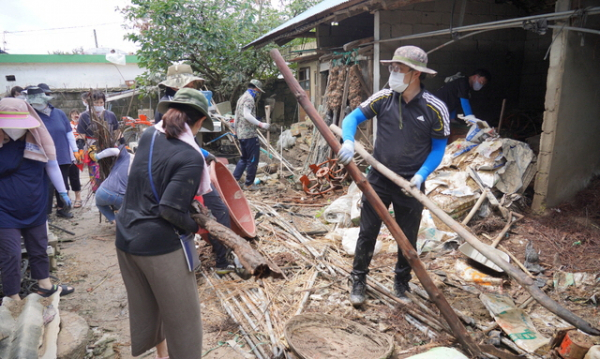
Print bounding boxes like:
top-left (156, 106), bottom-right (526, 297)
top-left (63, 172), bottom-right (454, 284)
top-left (191, 202), bottom-right (282, 279)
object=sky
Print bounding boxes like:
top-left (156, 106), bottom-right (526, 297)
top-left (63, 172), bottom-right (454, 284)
top-left (0, 0), bottom-right (139, 55)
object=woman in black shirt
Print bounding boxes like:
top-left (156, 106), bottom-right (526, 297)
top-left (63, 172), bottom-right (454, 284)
top-left (115, 88), bottom-right (213, 359)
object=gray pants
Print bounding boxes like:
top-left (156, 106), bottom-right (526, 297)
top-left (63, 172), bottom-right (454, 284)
top-left (117, 248), bottom-right (202, 358)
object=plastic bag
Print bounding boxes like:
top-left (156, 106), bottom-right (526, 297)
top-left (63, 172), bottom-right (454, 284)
top-left (322, 194), bottom-right (353, 226)
top-left (277, 129), bottom-right (296, 149)
top-left (341, 227), bottom-right (382, 256)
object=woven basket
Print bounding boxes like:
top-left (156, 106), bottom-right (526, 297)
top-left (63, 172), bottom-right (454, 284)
top-left (284, 313), bottom-right (394, 359)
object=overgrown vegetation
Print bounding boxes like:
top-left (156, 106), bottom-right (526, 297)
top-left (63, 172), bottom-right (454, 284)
top-left (121, 0), bottom-right (318, 102)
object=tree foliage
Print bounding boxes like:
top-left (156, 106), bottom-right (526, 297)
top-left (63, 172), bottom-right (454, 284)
top-left (122, 0), bottom-right (318, 102)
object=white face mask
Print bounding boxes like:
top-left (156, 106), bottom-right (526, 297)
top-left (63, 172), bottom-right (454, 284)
top-left (473, 79), bottom-right (484, 91)
top-left (2, 128), bottom-right (28, 141)
top-left (31, 103), bottom-right (47, 111)
top-left (389, 71), bottom-right (409, 93)
top-left (93, 105), bottom-right (104, 113)
top-left (83, 102), bottom-right (89, 109)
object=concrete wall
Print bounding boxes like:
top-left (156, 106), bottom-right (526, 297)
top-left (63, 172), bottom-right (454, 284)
top-left (46, 91), bottom-right (157, 120)
top-left (534, 0), bottom-right (600, 209)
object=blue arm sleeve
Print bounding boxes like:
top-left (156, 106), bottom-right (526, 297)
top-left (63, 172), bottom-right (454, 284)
top-left (415, 137), bottom-right (448, 179)
top-left (460, 98), bottom-right (473, 116)
top-left (341, 108), bottom-right (368, 142)
top-left (200, 148), bottom-right (209, 158)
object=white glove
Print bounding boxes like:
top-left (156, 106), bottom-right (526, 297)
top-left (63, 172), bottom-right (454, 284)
top-left (337, 140), bottom-right (355, 165)
top-left (410, 174), bottom-right (423, 189)
top-left (259, 122), bottom-right (270, 130)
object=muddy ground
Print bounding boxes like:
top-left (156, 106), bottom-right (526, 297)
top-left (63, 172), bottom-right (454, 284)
top-left (42, 163), bottom-right (600, 358)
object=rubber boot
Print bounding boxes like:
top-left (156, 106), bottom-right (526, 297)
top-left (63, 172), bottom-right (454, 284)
top-left (393, 275), bottom-right (411, 303)
top-left (349, 274), bottom-right (367, 307)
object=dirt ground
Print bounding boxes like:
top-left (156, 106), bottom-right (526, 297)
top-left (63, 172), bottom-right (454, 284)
top-left (42, 166), bottom-right (600, 358)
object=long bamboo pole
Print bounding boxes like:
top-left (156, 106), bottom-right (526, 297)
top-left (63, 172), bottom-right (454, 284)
top-left (329, 124), bottom-right (600, 336)
top-left (270, 48), bottom-right (483, 357)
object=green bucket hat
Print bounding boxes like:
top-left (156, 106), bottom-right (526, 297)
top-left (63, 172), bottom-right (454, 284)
top-left (380, 45), bottom-right (437, 75)
top-left (157, 88), bottom-right (214, 131)
top-left (158, 64), bottom-right (205, 90)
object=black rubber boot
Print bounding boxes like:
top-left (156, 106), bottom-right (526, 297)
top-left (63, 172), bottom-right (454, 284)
top-left (349, 274), bottom-right (367, 307)
top-left (393, 275), bottom-right (411, 303)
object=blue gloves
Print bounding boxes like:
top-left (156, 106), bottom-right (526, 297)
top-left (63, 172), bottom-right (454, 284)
top-left (337, 140), bottom-right (355, 165)
top-left (59, 192), bottom-right (72, 208)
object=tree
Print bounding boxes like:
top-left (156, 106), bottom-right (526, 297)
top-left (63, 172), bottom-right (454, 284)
top-left (121, 0), bottom-right (318, 103)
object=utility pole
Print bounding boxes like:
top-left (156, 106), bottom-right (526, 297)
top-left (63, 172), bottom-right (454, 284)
top-left (93, 29), bottom-right (98, 48)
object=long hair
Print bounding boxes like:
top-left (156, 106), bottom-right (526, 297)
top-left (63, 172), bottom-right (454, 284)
top-left (161, 105), bottom-right (203, 138)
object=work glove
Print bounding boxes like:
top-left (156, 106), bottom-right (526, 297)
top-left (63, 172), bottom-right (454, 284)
top-left (59, 192), bottom-right (72, 208)
top-left (259, 122), bottom-right (270, 130)
top-left (401, 174), bottom-right (423, 197)
top-left (74, 149), bottom-right (84, 163)
top-left (205, 152), bottom-right (217, 165)
top-left (337, 140), bottom-right (355, 165)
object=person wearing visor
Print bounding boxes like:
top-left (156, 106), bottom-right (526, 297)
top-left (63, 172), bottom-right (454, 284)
top-left (233, 79), bottom-right (270, 190)
top-left (154, 64), bottom-right (205, 123)
top-left (27, 86), bottom-right (81, 218)
top-left (116, 88), bottom-right (213, 359)
top-left (338, 46), bottom-right (449, 306)
top-left (434, 69), bottom-right (490, 126)
top-left (0, 97), bottom-right (75, 300)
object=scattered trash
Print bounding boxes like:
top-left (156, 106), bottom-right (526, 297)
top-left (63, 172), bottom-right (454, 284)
top-left (455, 260), bottom-right (503, 286)
top-left (277, 129), bottom-right (296, 149)
top-left (284, 313), bottom-right (394, 359)
top-left (403, 347), bottom-right (468, 359)
top-left (480, 293), bottom-right (550, 354)
top-left (341, 227), bottom-right (382, 256)
top-left (524, 240), bottom-right (544, 273)
top-left (553, 329), bottom-right (599, 359)
top-left (554, 272), bottom-right (598, 291)
top-left (585, 345), bottom-right (600, 359)
top-left (458, 242), bottom-right (509, 273)
top-left (322, 194), bottom-right (353, 226)
top-left (417, 210), bottom-right (457, 254)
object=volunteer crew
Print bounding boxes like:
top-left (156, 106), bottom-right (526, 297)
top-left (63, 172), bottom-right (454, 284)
top-left (338, 46), bottom-right (449, 306)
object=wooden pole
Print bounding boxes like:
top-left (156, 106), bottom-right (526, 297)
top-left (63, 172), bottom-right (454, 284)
top-left (265, 105), bottom-right (271, 159)
top-left (497, 98), bottom-right (507, 133)
top-left (191, 202), bottom-right (282, 279)
top-left (329, 124), bottom-right (600, 336)
top-left (270, 48), bottom-right (483, 357)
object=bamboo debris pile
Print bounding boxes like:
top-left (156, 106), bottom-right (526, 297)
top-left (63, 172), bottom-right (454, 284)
top-left (202, 201), bottom-right (493, 358)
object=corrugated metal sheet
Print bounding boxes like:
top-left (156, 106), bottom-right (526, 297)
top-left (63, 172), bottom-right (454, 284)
top-left (244, 0), bottom-right (353, 49)
top-left (0, 291), bottom-right (61, 358)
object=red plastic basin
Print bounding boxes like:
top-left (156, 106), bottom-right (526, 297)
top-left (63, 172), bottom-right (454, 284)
top-left (209, 161), bottom-right (256, 238)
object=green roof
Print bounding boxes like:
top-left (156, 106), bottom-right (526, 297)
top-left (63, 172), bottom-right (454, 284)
top-left (0, 54), bottom-right (139, 64)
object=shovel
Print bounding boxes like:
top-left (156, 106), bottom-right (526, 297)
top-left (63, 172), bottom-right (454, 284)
top-left (459, 212), bottom-right (518, 272)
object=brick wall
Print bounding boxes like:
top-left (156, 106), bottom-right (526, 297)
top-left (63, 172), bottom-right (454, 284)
top-left (48, 90), bottom-right (158, 120)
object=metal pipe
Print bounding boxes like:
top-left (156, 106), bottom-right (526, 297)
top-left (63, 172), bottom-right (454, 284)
top-left (548, 25), bottom-right (600, 36)
top-left (372, 7), bottom-right (600, 45)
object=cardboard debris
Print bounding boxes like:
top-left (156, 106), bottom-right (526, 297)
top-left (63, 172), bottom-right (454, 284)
top-left (480, 293), bottom-right (550, 354)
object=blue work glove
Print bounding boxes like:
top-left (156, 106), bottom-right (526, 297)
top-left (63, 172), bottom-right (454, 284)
top-left (59, 192), bottom-right (72, 208)
top-left (337, 140), bottom-right (355, 165)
